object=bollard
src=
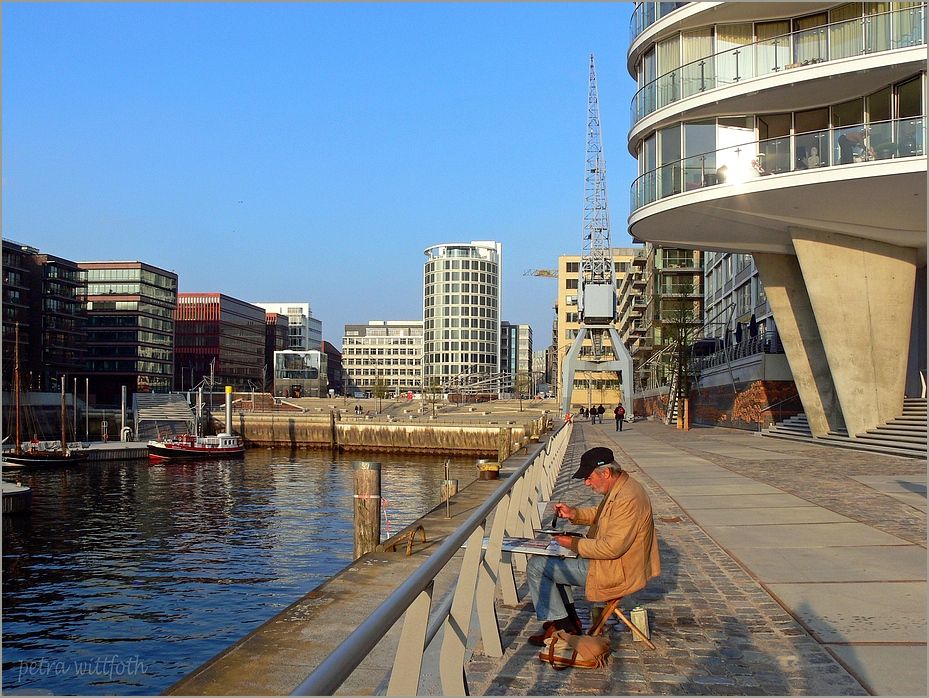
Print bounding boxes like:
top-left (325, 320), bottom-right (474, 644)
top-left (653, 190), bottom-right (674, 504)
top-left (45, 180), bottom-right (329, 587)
top-left (353, 461), bottom-right (381, 559)
top-left (440, 479), bottom-right (458, 502)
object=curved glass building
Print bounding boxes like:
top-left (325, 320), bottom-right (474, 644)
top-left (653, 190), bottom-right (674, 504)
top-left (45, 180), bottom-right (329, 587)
top-left (422, 241), bottom-right (502, 392)
top-left (626, 2), bottom-right (926, 438)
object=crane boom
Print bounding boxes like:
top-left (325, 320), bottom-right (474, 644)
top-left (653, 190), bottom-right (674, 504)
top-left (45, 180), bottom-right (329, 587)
top-left (560, 54), bottom-right (633, 416)
top-left (582, 53), bottom-right (614, 290)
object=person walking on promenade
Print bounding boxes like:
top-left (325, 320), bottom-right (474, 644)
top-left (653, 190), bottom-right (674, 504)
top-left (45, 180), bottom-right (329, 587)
top-left (596, 404), bottom-right (605, 424)
top-left (614, 403), bottom-right (625, 431)
top-left (526, 446), bottom-right (660, 646)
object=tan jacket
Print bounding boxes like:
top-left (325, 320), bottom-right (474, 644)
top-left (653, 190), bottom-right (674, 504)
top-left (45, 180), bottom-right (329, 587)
top-left (568, 471), bottom-right (660, 602)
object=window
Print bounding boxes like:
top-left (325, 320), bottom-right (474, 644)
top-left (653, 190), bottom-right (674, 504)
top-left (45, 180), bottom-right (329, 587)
top-left (757, 113), bottom-right (791, 173)
top-left (683, 121), bottom-right (716, 189)
top-left (793, 12), bottom-right (828, 64)
top-left (756, 20), bottom-right (790, 74)
top-left (830, 3), bottom-right (863, 59)
top-left (659, 124), bottom-right (682, 197)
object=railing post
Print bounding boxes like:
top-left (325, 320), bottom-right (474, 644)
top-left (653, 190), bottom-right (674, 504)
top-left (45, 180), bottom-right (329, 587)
top-left (439, 524), bottom-right (486, 696)
top-left (473, 494), bottom-right (511, 658)
top-left (386, 582), bottom-right (434, 696)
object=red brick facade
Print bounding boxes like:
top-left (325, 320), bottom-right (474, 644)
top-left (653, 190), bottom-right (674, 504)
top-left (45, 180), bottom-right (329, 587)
top-left (635, 380), bottom-right (801, 431)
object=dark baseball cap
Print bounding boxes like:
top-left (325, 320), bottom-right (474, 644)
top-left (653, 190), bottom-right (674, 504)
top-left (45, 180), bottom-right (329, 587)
top-left (572, 446), bottom-right (616, 479)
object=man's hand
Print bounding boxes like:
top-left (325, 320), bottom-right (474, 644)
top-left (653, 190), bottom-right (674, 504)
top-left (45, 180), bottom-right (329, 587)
top-left (553, 534), bottom-right (577, 550)
top-left (553, 502), bottom-right (576, 521)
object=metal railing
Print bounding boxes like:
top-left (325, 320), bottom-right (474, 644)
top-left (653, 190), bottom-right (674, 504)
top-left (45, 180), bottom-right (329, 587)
top-left (689, 331), bottom-right (783, 373)
top-left (629, 1), bottom-right (690, 44)
top-left (757, 392), bottom-right (803, 431)
top-left (632, 5), bottom-right (926, 124)
top-left (291, 420), bottom-right (573, 696)
top-left (632, 115), bottom-right (926, 211)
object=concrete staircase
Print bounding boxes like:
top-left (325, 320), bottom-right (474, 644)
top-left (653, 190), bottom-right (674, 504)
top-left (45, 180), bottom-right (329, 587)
top-left (762, 398), bottom-right (927, 459)
top-left (134, 393), bottom-right (197, 441)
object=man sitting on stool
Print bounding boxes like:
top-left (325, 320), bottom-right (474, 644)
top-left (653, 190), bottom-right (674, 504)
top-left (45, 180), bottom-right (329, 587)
top-left (527, 446), bottom-right (660, 645)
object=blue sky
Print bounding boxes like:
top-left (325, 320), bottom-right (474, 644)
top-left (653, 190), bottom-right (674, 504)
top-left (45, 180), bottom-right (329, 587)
top-left (3, 2), bottom-right (639, 349)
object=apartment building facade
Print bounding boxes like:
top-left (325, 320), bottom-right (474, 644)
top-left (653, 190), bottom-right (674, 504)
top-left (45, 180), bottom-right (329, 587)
top-left (627, 1), bottom-right (926, 436)
top-left (617, 244), bottom-right (704, 392)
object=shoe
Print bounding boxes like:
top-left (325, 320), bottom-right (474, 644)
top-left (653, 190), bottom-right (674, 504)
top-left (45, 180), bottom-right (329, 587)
top-left (541, 615), bottom-right (583, 631)
top-left (529, 618), bottom-right (582, 646)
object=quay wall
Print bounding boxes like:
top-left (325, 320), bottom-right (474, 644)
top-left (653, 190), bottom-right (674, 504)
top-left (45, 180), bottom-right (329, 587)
top-left (222, 413), bottom-right (548, 459)
top-left (87, 445), bottom-right (149, 461)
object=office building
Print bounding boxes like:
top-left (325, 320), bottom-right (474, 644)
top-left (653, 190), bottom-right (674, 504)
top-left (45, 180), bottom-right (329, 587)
top-left (78, 260), bottom-right (177, 405)
top-left (273, 350), bottom-right (328, 398)
top-left (342, 321), bottom-right (423, 397)
top-left (2, 240), bottom-right (85, 392)
top-left (423, 240), bottom-right (502, 392)
top-left (253, 302), bottom-right (322, 351)
top-left (627, 1), bottom-right (926, 437)
top-left (264, 313), bottom-right (290, 390)
top-left (500, 322), bottom-right (533, 395)
top-left (320, 340), bottom-right (344, 396)
top-left (174, 293), bottom-right (265, 392)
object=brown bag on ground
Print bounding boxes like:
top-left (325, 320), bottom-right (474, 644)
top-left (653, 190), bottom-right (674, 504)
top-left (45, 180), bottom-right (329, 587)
top-left (538, 629), bottom-right (611, 669)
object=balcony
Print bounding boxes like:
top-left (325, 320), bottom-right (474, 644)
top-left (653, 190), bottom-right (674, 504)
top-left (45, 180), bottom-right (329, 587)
top-left (629, 1), bottom-right (690, 44)
top-left (633, 115), bottom-right (924, 209)
top-left (629, 116), bottom-right (926, 254)
top-left (632, 5), bottom-right (925, 127)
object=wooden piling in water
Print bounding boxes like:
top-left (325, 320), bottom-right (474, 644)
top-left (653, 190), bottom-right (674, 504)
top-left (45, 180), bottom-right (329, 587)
top-left (353, 461), bottom-right (381, 559)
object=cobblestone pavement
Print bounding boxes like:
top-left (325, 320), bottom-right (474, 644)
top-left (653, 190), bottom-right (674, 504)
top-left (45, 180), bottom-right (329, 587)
top-left (465, 421), bottom-right (926, 696)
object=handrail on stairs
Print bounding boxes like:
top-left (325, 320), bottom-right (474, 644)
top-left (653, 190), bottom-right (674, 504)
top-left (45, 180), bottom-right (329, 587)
top-left (757, 392), bottom-right (801, 431)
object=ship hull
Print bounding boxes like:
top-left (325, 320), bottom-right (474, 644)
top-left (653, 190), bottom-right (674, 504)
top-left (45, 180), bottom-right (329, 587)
top-left (147, 442), bottom-right (245, 462)
top-left (3, 451), bottom-right (90, 468)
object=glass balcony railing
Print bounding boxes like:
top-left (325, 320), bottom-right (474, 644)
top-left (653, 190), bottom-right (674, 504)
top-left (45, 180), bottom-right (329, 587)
top-left (631, 116), bottom-right (926, 212)
top-left (630, 1), bottom-right (690, 43)
top-left (632, 5), bottom-right (926, 125)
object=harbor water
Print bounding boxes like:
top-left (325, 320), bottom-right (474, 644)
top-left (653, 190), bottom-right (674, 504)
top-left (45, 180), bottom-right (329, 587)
top-left (1, 449), bottom-right (477, 695)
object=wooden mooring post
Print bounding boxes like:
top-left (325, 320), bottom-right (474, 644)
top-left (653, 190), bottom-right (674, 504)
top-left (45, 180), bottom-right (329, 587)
top-left (353, 461), bottom-right (381, 559)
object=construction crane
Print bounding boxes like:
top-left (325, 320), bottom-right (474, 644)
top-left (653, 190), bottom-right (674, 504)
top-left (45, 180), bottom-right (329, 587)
top-left (560, 54), bottom-right (633, 416)
top-left (523, 269), bottom-right (557, 278)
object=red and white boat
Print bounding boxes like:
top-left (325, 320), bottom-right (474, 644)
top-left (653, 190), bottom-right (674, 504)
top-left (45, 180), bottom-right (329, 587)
top-left (148, 385), bottom-right (245, 462)
top-left (147, 432), bottom-right (244, 462)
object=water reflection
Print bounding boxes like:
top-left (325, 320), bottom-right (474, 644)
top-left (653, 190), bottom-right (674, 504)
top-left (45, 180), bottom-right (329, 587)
top-left (2, 449), bottom-right (477, 695)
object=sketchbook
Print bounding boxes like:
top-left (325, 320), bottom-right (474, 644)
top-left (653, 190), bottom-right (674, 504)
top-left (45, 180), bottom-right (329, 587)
top-left (463, 536), bottom-right (577, 558)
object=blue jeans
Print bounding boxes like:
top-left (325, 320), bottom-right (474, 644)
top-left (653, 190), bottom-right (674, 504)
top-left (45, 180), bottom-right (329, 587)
top-left (526, 555), bottom-right (590, 621)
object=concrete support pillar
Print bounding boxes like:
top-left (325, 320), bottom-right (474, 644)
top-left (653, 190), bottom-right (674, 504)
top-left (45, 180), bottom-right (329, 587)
top-left (791, 229), bottom-right (917, 437)
top-left (754, 252), bottom-right (843, 436)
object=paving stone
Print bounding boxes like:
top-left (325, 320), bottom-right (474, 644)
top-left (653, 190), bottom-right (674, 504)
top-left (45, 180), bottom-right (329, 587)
top-left (463, 423), bottom-right (916, 696)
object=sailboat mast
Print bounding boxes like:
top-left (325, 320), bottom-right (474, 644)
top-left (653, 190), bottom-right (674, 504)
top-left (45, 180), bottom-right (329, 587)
top-left (61, 377), bottom-right (67, 452)
top-left (14, 322), bottom-right (22, 454)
